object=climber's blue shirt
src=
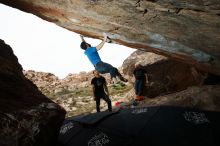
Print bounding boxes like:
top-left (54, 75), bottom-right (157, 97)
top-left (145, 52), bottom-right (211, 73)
top-left (84, 47), bottom-right (101, 65)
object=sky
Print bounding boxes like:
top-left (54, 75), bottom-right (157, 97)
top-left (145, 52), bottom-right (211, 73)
top-left (0, 4), bottom-right (135, 79)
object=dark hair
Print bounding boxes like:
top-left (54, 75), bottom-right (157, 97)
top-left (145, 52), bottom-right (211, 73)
top-left (80, 42), bottom-right (91, 50)
top-left (93, 70), bottom-right (98, 74)
top-left (93, 70), bottom-right (100, 75)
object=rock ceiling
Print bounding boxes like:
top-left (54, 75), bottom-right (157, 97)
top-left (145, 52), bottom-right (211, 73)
top-left (0, 0), bottom-right (220, 75)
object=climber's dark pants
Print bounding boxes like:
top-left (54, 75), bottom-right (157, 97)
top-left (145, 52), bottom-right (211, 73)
top-left (94, 61), bottom-right (119, 79)
top-left (134, 79), bottom-right (145, 96)
top-left (95, 93), bottom-right (112, 112)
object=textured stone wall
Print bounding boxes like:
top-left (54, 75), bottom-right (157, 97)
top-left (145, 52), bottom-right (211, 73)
top-left (122, 50), bottom-right (206, 97)
top-left (0, 0), bottom-right (220, 75)
top-left (0, 39), bottom-right (66, 146)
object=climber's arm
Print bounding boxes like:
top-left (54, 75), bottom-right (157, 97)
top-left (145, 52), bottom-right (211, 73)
top-left (91, 84), bottom-right (96, 100)
top-left (103, 83), bottom-right (109, 96)
top-left (80, 35), bottom-right (86, 42)
top-left (96, 34), bottom-right (107, 51)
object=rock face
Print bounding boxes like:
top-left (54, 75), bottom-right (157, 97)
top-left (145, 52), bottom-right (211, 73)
top-left (139, 85), bottom-right (220, 112)
top-left (0, 39), bottom-right (66, 146)
top-left (1, 0), bottom-right (220, 75)
top-left (122, 50), bottom-right (206, 97)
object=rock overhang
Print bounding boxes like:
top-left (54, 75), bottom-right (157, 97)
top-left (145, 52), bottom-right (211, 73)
top-left (0, 0), bottom-right (220, 75)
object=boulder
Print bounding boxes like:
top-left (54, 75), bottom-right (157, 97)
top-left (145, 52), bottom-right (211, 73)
top-left (122, 50), bottom-right (206, 97)
top-left (140, 85), bottom-right (220, 112)
top-left (0, 39), bottom-right (66, 146)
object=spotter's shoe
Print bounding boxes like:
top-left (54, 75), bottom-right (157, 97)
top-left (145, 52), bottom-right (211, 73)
top-left (135, 96), bottom-right (144, 101)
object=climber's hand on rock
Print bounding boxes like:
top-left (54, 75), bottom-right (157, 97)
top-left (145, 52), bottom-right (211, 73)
top-left (103, 33), bottom-right (108, 41)
top-left (80, 34), bottom-right (84, 38)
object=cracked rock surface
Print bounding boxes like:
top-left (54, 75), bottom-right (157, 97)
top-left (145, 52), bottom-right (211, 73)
top-left (0, 39), bottom-right (66, 146)
top-left (1, 0), bottom-right (220, 75)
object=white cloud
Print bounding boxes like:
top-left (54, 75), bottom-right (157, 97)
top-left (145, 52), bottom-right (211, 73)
top-left (0, 4), bottom-right (135, 78)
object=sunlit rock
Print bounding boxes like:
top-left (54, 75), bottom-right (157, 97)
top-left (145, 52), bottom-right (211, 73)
top-left (122, 50), bottom-right (207, 97)
top-left (140, 85), bottom-right (220, 112)
top-left (1, 0), bottom-right (220, 75)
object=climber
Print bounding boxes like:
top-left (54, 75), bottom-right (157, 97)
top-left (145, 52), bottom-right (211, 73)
top-left (133, 62), bottom-right (148, 101)
top-left (80, 33), bottom-right (128, 84)
top-left (91, 70), bottom-right (112, 112)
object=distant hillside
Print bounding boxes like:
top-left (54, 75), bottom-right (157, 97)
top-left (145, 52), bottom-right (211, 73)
top-left (24, 70), bottom-right (133, 117)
